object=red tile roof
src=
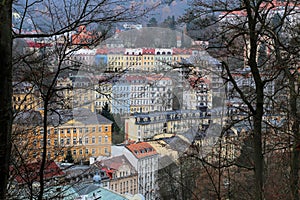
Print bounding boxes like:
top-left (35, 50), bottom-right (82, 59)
top-left (11, 160), bottom-right (64, 184)
top-left (189, 76), bottom-right (210, 88)
top-left (96, 48), bottom-right (108, 54)
top-left (26, 41), bottom-right (52, 48)
top-left (126, 142), bottom-right (157, 159)
top-left (172, 48), bottom-right (192, 55)
top-left (95, 155), bottom-right (136, 179)
top-left (142, 48), bottom-right (155, 55)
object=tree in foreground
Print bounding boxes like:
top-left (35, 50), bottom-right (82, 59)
top-left (180, 0), bottom-right (300, 199)
top-left (0, 0), bottom-right (158, 199)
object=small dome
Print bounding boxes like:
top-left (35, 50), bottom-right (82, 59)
top-left (93, 172), bottom-right (101, 183)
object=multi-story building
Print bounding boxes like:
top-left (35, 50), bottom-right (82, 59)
top-left (111, 142), bottom-right (159, 200)
top-left (111, 77), bottom-right (131, 114)
top-left (53, 108), bottom-right (113, 162)
top-left (107, 48), bottom-right (125, 72)
top-left (142, 48), bottom-right (155, 71)
top-left (65, 48), bottom-right (97, 67)
top-left (13, 82), bottom-right (40, 111)
top-left (95, 155), bottom-right (138, 195)
top-left (111, 73), bottom-right (173, 114)
top-left (125, 110), bottom-right (210, 141)
top-left (189, 76), bottom-right (211, 109)
top-left (227, 68), bottom-right (276, 112)
top-left (95, 47), bottom-right (194, 72)
top-left (94, 76), bottom-right (113, 113)
top-left (71, 75), bottom-right (96, 111)
top-left (15, 108), bottom-right (113, 162)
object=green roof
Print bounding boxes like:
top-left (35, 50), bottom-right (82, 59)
top-left (72, 183), bottom-right (128, 200)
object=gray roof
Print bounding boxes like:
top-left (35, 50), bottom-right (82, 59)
top-left (96, 155), bottom-right (137, 174)
top-left (13, 110), bottom-right (42, 126)
top-left (14, 108), bottom-right (112, 127)
top-left (72, 108), bottom-right (113, 125)
top-left (72, 183), bottom-right (128, 200)
top-left (73, 184), bottom-right (100, 196)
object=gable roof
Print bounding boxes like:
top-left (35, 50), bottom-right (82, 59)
top-left (126, 142), bottom-right (157, 159)
top-left (11, 160), bottom-right (64, 184)
top-left (96, 155), bottom-right (137, 174)
top-left (48, 108), bottom-right (113, 127)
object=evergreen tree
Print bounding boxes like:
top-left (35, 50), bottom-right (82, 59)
top-left (147, 17), bottom-right (158, 27)
top-left (100, 103), bottom-right (124, 144)
top-left (64, 150), bottom-right (74, 163)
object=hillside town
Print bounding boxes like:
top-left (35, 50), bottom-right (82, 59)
top-left (1, 0), bottom-right (300, 200)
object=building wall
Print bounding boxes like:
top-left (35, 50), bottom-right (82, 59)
top-left (18, 120), bottom-right (113, 162)
top-left (134, 154), bottom-right (159, 200)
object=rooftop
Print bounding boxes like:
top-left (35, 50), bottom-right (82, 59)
top-left (126, 142), bottom-right (157, 159)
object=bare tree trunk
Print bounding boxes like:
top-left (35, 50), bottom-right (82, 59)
top-left (289, 76), bottom-right (300, 200)
top-left (0, 1), bottom-right (13, 199)
top-left (245, 0), bottom-right (265, 197)
top-left (38, 100), bottom-right (48, 200)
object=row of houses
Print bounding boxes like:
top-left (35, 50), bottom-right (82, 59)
top-left (67, 47), bottom-right (198, 72)
top-left (13, 71), bottom-right (212, 115)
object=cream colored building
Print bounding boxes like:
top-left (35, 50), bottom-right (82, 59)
top-left (95, 155), bottom-right (138, 195)
top-left (125, 110), bottom-right (210, 142)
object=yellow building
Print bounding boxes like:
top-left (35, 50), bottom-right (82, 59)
top-left (13, 82), bottom-right (40, 111)
top-left (14, 108), bottom-right (113, 163)
top-left (94, 80), bottom-right (112, 113)
top-left (142, 48), bottom-right (155, 71)
top-left (53, 108), bottom-right (113, 162)
top-left (107, 48), bottom-right (124, 72)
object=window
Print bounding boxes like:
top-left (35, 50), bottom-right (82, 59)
top-left (98, 136), bottom-right (102, 144)
top-left (60, 129), bottom-right (64, 134)
top-left (73, 128), bottom-right (77, 133)
top-left (40, 128), bottom-right (44, 134)
top-left (47, 139), bottom-right (51, 146)
top-left (92, 149), bottom-right (95, 154)
top-left (79, 137), bottom-right (82, 144)
top-left (105, 126), bottom-right (108, 132)
top-left (105, 136), bottom-right (108, 143)
top-left (33, 140), bottom-right (37, 147)
top-left (79, 128), bottom-right (82, 133)
top-left (85, 137), bottom-right (89, 144)
top-left (105, 147), bottom-right (108, 154)
top-left (85, 149), bottom-right (89, 154)
top-left (73, 138), bottom-right (77, 145)
top-left (40, 139), bottom-right (43, 147)
top-left (54, 128), bottom-right (58, 134)
top-left (47, 129), bottom-right (51, 135)
top-left (54, 139), bottom-right (58, 146)
top-left (66, 138), bottom-right (70, 145)
top-left (60, 138), bottom-right (64, 145)
top-left (92, 127), bottom-right (95, 132)
top-left (73, 150), bottom-right (76, 155)
top-left (85, 128), bottom-right (89, 133)
top-left (79, 149), bottom-right (83, 155)
top-left (92, 137), bottom-right (95, 143)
